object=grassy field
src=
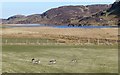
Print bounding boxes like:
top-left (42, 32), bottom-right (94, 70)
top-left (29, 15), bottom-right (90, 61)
top-left (2, 38), bottom-right (57, 44)
top-left (2, 45), bottom-right (118, 73)
top-left (1, 26), bottom-right (118, 73)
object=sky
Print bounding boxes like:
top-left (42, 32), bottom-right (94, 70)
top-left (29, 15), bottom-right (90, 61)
top-left (1, 0), bottom-right (115, 19)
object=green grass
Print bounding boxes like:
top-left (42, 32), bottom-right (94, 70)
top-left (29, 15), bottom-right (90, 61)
top-left (2, 38), bottom-right (57, 44)
top-left (2, 45), bottom-right (118, 73)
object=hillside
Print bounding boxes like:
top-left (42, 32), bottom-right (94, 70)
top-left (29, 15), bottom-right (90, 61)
top-left (2, 4), bottom-right (111, 25)
top-left (108, 0), bottom-right (120, 25)
top-left (2, 1), bottom-right (120, 26)
top-left (78, 1), bottom-right (120, 26)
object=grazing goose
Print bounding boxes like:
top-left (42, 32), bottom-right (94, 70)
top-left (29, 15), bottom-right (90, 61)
top-left (49, 59), bottom-right (56, 64)
top-left (71, 59), bottom-right (77, 63)
top-left (32, 58), bottom-right (40, 64)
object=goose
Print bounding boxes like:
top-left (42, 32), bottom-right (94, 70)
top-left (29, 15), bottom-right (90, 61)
top-left (32, 58), bottom-right (40, 64)
top-left (49, 59), bottom-right (56, 64)
top-left (71, 59), bottom-right (77, 63)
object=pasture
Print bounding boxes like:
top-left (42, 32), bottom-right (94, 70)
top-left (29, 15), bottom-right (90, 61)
top-left (1, 26), bottom-right (118, 73)
top-left (2, 45), bottom-right (118, 73)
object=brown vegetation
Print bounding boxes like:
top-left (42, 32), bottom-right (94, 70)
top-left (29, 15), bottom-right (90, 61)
top-left (2, 26), bottom-right (118, 45)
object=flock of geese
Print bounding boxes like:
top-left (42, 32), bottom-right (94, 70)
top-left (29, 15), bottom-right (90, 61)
top-left (31, 58), bottom-right (77, 64)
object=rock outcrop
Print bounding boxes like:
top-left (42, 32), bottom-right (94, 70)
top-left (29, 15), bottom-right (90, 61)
top-left (78, 1), bottom-right (120, 26)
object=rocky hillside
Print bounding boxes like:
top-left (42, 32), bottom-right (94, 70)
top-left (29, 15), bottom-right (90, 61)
top-left (78, 0), bottom-right (120, 26)
top-left (2, 4), bottom-right (111, 25)
top-left (108, 0), bottom-right (120, 25)
top-left (2, 1), bottom-right (120, 26)
top-left (40, 5), bottom-right (110, 25)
